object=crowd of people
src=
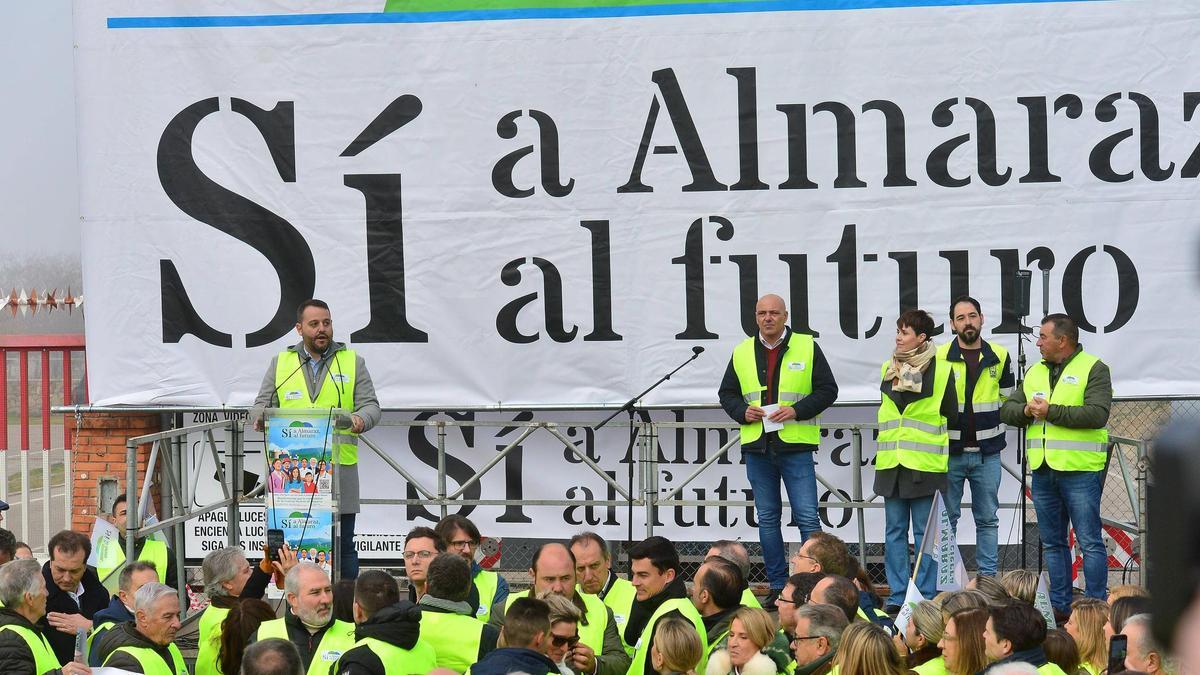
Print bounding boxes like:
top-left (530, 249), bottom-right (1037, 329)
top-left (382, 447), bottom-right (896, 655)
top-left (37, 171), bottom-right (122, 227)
top-left (192, 520), bottom-right (1167, 675)
top-left (0, 505), bottom-right (1176, 675)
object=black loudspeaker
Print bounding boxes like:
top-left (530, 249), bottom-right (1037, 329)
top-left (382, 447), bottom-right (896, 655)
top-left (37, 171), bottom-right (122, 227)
top-left (1014, 269), bottom-right (1032, 318)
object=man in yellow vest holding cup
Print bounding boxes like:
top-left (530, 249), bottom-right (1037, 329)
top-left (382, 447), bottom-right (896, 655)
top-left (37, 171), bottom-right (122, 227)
top-left (1001, 313), bottom-right (1112, 619)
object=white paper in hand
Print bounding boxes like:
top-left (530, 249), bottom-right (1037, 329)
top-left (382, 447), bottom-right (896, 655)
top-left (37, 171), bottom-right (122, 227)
top-left (760, 404), bottom-right (784, 432)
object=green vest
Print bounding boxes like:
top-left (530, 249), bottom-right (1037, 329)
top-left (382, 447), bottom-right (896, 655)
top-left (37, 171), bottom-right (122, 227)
top-left (1023, 351), bottom-right (1109, 471)
top-left (421, 610), bottom-right (485, 673)
top-left (627, 598), bottom-right (708, 675)
top-left (1039, 663), bottom-right (1070, 675)
top-left (473, 569), bottom-right (499, 622)
top-left (339, 637), bottom-right (438, 675)
top-left (194, 605), bottom-right (231, 675)
top-left (98, 539), bottom-right (170, 595)
top-left (274, 349), bottom-right (359, 465)
top-left (600, 576), bottom-right (636, 656)
top-left (505, 590), bottom-right (608, 655)
top-left (936, 341), bottom-right (1010, 442)
top-left (739, 588), bottom-right (761, 609)
top-left (257, 618), bottom-right (357, 675)
top-left (88, 619), bottom-right (117, 658)
top-left (105, 644), bottom-right (189, 675)
top-left (0, 624), bottom-right (61, 675)
top-left (876, 359), bottom-right (951, 473)
top-left (732, 334), bottom-right (820, 445)
top-left (912, 655), bottom-right (948, 675)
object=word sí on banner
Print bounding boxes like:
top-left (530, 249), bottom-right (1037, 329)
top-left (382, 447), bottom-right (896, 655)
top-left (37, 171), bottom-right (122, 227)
top-left (149, 71), bottom-right (1170, 350)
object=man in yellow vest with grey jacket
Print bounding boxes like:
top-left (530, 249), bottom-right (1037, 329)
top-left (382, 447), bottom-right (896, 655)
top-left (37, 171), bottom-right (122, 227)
top-left (251, 299), bottom-right (381, 580)
top-left (1001, 313), bottom-right (1112, 618)
top-left (718, 294), bottom-right (839, 606)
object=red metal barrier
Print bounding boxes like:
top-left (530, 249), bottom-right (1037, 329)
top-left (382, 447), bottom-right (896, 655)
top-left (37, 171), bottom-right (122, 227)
top-left (0, 335), bottom-right (87, 451)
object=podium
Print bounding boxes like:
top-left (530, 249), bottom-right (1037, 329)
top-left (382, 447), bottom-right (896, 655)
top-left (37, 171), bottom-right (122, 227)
top-left (263, 408), bottom-right (348, 580)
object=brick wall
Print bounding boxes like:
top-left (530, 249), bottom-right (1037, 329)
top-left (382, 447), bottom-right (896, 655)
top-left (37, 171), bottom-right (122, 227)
top-left (70, 412), bottom-right (162, 533)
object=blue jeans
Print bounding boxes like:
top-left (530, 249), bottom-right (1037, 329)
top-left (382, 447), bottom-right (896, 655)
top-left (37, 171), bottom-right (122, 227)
top-left (1031, 468), bottom-right (1106, 611)
top-left (945, 452), bottom-right (1001, 576)
top-left (340, 513), bottom-right (359, 579)
top-left (745, 449), bottom-right (822, 589)
top-left (884, 495), bottom-right (935, 605)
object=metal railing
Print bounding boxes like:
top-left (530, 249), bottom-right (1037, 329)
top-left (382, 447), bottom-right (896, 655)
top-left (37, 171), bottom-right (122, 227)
top-left (1, 335), bottom-right (85, 554)
top-left (121, 419), bottom-right (248, 617)
top-left (107, 413), bottom-right (1151, 601)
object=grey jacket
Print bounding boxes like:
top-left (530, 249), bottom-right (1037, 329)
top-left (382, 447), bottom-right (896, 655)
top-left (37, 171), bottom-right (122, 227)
top-left (999, 344), bottom-right (1112, 432)
top-left (250, 340), bottom-right (381, 430)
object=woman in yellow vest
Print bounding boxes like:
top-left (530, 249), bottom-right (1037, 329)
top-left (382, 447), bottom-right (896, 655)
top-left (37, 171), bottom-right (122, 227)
top-left (897, 601), bottom-right (946, 675)
top-left (875, 310), bottom-right (958, 609)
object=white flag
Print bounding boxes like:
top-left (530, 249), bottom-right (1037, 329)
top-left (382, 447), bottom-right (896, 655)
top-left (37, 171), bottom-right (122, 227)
top-left (1034, 571), bottom-right (1057, 629)
top-left (89, 517), bottom-right (122, 568)
top-left (893, 578), bottom-right (927, 638)
top-left (921, 491), bottom-right (969, 591)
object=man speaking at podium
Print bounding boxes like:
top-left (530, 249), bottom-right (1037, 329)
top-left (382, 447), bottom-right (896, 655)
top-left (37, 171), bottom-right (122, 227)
top-left (251, 299), bottom-right (381, 579)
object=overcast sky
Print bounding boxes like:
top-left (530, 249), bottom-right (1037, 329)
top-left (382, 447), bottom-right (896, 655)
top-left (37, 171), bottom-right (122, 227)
top-left (0, 2), bottom-right (79, 262)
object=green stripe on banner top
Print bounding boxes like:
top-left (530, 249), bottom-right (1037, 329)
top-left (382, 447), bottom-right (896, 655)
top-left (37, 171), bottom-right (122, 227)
top-left (384, 0), bottom-right (760, 12)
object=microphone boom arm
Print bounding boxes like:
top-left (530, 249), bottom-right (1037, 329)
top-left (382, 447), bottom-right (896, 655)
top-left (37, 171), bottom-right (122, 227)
top-left (593, 347), bottom-right (705, 431)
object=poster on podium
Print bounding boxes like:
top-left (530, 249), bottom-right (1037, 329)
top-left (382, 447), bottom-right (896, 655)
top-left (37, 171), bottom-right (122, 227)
top-left (265, 409), bottom-right (339, 574)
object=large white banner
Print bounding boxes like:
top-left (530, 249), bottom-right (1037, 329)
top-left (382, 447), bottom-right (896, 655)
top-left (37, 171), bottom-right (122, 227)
top-left (179, 407), bottom-right (1023, 558)
top-left (76, 0), bottom-right (1200, 407)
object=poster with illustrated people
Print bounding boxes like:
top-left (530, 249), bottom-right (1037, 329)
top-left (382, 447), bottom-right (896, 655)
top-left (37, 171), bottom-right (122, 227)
top-left (265, 410), bottom-right (338, 575)
top-left (265, 412), bottom-right (338, 496)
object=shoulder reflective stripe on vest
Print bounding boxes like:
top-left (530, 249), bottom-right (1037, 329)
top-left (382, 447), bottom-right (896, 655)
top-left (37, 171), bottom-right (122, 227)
top-left (877, 441), bottom-right (947, 454)
top-left (878, 418), bottom-right (946, 435)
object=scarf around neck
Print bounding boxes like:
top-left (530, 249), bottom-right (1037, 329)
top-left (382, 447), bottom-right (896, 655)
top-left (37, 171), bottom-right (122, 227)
top-left (885, 340), bottom-right (937, 393)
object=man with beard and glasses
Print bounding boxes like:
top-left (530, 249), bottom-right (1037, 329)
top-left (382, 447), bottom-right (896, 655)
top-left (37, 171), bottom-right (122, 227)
top-left (251, 563), bottom-right (356, 675)
top-left (251, 299), bottom-right (381, 579)
top-left (936, 296), bottom-right (1014, 580)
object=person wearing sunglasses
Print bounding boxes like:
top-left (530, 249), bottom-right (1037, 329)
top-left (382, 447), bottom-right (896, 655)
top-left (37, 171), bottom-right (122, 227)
top-left (543, 594), bottom-right (583, 674)
top-left (471, 597), bottom-right (558, 675)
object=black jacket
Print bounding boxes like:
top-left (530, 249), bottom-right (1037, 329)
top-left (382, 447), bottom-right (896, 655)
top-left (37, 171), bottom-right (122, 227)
top-left (0, 608), bottom-right (62, 675)
top-left (94, 622), bottom-right (176, 673)
top-left (469, 647), bottom-right (557, 675)
top-left (718, 327), bottom-right (839, 452)
top-left (334, 602), bottom-right (422, 675)
top-left (38, 562), bottom-right (108, 666)
top-left (873, 357), bottom-right (959, 500)
top-left (250, 608), bottom-right (351, 671)
top-left (941, 339), bottom-right (1014, 455)
top-left (977, 644), bottom-right (1050, 673)
top-left (88, 596), bottom-right (135, 665)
